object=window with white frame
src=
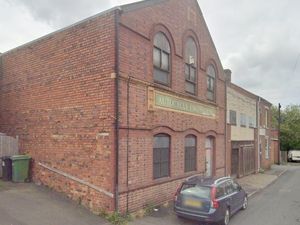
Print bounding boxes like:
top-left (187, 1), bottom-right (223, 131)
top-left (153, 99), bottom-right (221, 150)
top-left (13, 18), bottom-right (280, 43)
top-left (265, 109), bottom-right (269, 128)
top-left (229, 110), bottom-right (237, 125)
top-left (248, 116), bottom-right (256, 128)
top-left (265, 137), bottom-right (270, 159)
top-left (240, 113), bottom-right (247, 127)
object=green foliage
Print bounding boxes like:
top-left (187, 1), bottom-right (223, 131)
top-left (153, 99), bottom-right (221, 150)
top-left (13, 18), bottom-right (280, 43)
top-left (100, 211), bottom-right (132, 225)
top-left (279, 105), bottom-right (300, 151)
top-left (271, 105), bottom-right (279, 129)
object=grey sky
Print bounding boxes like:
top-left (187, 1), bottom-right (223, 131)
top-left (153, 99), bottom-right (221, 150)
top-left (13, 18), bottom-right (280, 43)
top-left (1, 0), bottom-right (299, 107)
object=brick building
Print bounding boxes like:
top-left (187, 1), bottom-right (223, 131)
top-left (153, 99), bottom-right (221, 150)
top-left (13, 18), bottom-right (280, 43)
top-left (0, 0), bottom-right (227, 213)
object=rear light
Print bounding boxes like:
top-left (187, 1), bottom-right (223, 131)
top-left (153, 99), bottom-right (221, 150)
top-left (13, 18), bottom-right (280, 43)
top-left (211, 186), bottom-right (219, 209)
top-left (174, 184), bottom-right (182, 201)
top-left (212, 200), bottom-right (220, 209)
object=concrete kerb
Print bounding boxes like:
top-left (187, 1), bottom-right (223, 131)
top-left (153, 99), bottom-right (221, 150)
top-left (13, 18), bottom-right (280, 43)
top-left (247, 168), bottom-right (288, 198)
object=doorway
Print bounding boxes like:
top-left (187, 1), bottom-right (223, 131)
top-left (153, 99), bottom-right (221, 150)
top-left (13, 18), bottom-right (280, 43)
top-left (205, 137), bottom-right (214, 177)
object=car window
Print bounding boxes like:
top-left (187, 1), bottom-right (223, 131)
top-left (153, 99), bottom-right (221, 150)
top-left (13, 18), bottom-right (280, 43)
top-left (225, 181), bottom-right (234, 195)
top-left (216, 183), bottom-right (226, 198)
top-left (180, 184), bottom-right (211, 199)
top-left (232, 181), bottom-right (240, 192)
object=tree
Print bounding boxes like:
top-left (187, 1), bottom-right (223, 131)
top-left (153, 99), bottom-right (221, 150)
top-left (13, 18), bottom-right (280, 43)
top-left (280, 105), bottom-right (300, 151)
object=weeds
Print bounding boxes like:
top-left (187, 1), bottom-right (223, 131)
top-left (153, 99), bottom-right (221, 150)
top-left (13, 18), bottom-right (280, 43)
top-left (100, 211), bottom-right (132, 225)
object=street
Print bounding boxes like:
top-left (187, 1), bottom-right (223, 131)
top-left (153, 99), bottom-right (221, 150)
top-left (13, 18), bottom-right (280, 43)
top-left (130, 164), bottom-right (300, 225)
top-left (229, 165), bottom-right (300, 225)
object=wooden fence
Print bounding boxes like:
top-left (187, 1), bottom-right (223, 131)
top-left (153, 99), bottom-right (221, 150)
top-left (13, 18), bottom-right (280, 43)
top-left (0, 134), bottom-right (19, 177)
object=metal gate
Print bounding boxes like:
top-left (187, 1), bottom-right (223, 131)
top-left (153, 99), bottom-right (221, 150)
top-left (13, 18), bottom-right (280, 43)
top-left (0, 134), bottom-right (19, 177)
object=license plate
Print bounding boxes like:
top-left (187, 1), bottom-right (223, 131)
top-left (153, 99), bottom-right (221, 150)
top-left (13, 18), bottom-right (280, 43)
top-left (184, 199), bottom-right (202, 208)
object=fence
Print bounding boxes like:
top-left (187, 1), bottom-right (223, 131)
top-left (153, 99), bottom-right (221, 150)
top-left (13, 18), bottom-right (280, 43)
top-left (0, 134), bottom-right (19, 177)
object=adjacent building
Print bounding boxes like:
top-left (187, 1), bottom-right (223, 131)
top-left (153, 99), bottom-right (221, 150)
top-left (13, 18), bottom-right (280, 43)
top-left (225, 70), bottom-right (278, 178)
top-left (0, 0), bottom-right (227, 213)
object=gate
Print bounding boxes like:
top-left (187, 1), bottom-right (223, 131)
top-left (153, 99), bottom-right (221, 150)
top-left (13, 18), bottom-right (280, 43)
top-left (239, 145), bottom-right (255, 177)
top-left (231, 148), bottom-right (239, 177)
top-left (0, 134), bottom-right (19, 177)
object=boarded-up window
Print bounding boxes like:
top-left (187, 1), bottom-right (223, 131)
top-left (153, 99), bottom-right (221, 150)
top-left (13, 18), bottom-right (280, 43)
top-left (185, 135), bottom-right (197, 172)
top-left (153, 134), bottom-right (170, 179)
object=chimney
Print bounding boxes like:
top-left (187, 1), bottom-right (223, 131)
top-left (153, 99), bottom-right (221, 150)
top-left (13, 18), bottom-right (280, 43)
top-left (224, 69), bottom-right (232, 83)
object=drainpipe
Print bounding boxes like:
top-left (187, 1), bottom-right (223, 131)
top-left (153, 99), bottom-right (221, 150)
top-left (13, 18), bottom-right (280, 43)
top-left (224, 78), bottom-right (228, 176)
top-left (114, 7), bottom-right (122, 212)
top-left (257, 97), bottom-right (261, 172)
top-left (224, 69), bottom-right (231, 176)
top-left (126, 76), bottom-right (131, 212)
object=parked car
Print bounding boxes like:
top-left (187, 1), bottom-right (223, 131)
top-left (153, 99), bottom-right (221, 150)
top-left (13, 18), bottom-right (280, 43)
top-left (174, 176), bottom-right (248, 225)
top-left (288, 149), bottom-right (300, 162)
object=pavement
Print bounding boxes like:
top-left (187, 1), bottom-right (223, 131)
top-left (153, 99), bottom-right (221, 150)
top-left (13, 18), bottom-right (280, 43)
top-left (0, 164), bottom-right (293, 225)
top-left (0, 181), bottom-right (109, 225)
top-left (237, 164), bottom-right (288, 197)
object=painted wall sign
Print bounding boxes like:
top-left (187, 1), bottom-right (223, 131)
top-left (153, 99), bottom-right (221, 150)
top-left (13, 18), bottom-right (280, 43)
top-left (148, 88), bottom-right (217, 119)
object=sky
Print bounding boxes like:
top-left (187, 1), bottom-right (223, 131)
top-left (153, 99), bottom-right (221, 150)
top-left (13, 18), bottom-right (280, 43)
top-left (0, 0), bottom-right (299, 107)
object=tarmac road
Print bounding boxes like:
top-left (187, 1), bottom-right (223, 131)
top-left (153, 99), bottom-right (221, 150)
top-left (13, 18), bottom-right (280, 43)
top-left (229, 165), bottom-right (300, 225)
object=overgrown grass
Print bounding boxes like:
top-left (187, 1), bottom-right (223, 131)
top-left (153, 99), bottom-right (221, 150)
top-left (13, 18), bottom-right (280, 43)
top-left (100, 211), bottom-right (132, 225)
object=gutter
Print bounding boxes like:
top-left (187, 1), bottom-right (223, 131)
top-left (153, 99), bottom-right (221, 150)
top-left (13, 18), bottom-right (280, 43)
top-left (114, 7), bottom-right (122, 212)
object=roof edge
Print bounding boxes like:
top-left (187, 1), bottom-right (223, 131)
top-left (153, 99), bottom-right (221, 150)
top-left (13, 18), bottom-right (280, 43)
top-left (1, 6), bottom-right (120, 56)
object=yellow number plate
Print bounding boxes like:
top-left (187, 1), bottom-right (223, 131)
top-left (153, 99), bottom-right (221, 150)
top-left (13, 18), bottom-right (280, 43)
top-left (184, 199), bottom-right (202, 208)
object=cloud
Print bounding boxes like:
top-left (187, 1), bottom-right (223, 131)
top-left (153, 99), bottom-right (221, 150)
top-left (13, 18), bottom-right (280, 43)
top-left (0, 1), bottom-right (53, 52)
top-left (1, 0), bottom-right (299, 106)
top-left (198, 0), bottom-right (300, 106)
top-left (6, 0), bottom-right (113, 28)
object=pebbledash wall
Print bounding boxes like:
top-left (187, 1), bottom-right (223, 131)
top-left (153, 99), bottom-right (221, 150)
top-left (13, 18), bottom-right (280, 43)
top-left (0, 0), bottom-right (226, 213)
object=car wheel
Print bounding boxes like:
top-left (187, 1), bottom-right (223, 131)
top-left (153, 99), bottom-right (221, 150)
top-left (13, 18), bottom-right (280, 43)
top-left (242, 196), bottom-right (248, 210)
top-left (221, 208), bottom-right (230, 225)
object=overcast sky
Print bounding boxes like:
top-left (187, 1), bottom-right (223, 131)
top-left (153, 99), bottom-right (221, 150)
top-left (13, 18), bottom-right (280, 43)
top-left (1, 0), bottom-right (299, 107)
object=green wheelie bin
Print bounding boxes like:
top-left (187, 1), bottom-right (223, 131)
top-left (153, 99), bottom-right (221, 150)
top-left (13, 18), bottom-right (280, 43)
top-left (10, 155), bottom-right (31, 182)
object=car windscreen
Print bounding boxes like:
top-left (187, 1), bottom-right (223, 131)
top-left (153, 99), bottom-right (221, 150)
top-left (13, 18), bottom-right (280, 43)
top-left (180, 184), bottom-right (211, 199)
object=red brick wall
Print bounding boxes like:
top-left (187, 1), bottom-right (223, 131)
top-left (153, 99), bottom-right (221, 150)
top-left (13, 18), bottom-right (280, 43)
top-left (0, 10), bottom-right (117, 212)
top-left (259, 100), bottom-right (273, 170)
top-left (117, 0), bottom-right (226, 212)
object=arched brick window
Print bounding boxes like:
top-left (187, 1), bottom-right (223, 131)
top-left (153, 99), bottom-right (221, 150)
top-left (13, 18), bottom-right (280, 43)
top-left (184, 37), bottom-right (197, 95)
top-left (185, 135), bottom-right (197, 172)
top-left (153, 133), bottom-right (170, 179)
top-left (153, 32), bottom-right (171, 86)
top-left (207, 65), bottom-right (216, 101)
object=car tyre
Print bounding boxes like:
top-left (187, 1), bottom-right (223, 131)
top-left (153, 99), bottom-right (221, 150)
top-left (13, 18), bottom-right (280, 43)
top-left (242, 196), bottom-right (248, 210)
top-left (220, 208), bottom-right (230, 225)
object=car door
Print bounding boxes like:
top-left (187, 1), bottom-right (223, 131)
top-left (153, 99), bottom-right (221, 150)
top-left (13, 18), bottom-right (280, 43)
top-left (226, 180), bottom-right (243, 213)
top-left (224, 181), bottom-right (238, 214)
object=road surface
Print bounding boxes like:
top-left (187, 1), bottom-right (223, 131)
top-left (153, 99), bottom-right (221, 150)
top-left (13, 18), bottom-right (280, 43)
top-left (229, 165), bottom-right (300, 225)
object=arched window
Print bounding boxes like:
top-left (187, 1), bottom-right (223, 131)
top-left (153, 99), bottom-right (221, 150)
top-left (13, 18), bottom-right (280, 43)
top-left (185, 135), bottom-right (197, 172)
top-left (184, 37), bottom-right (197, 95)
top-left (207, 65), bottom-right (216, 101)
top-left (153, 134), bottom-right (170, 179)
top-left (153, 32), bottom-right (171, 86)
